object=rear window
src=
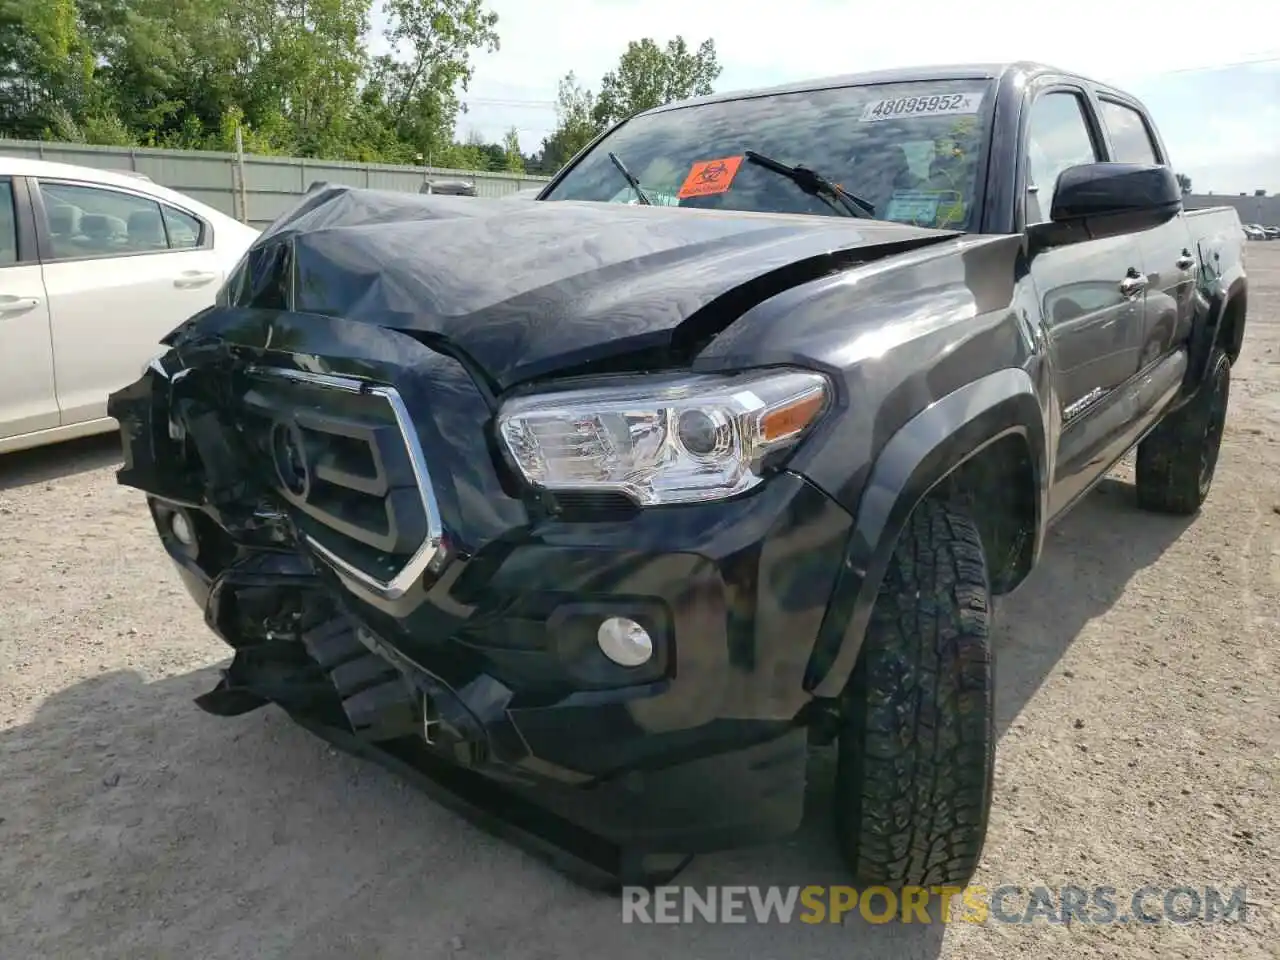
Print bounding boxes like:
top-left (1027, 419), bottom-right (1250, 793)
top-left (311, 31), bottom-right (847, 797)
top-left (162, 205), bottom-right (203, 248)
top-left (1098, 100), bottom-right (1160, 165)
top-left (38, 181), bottom-right (206, 258)
top-left (543, 79), bottom-right (996, 230)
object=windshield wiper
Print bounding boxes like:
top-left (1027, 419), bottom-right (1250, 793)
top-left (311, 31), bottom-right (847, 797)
top-left (743, 150), bottom-right (875, 218)
top-left (607, 151), bottom-right (652, 205)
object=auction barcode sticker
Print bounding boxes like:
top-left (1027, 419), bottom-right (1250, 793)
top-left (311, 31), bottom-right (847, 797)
top-left (860, 92), bottom-right (984, 122)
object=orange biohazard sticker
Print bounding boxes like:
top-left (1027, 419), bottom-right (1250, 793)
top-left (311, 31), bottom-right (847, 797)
top-left (677, 156), bottom-right (744, 199)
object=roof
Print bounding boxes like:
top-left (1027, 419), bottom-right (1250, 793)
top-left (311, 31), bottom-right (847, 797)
top-left (0, 154), bottom-right (233, 222)
top-left (643, 61), bottom-right (1085, 115)
top-left (1, 155), bottom-right (159, 189)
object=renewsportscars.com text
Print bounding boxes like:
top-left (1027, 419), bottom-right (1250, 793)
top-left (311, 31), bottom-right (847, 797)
top-left (620, 884), bottom-right (1250, 925)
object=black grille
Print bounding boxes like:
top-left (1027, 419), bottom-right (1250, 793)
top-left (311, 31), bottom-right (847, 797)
top-left (548, 490), bottom-right (639, 522)
top-left (238, 368), bottom-right (441, 594)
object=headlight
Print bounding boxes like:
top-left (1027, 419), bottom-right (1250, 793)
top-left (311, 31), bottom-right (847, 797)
top-left (496, 368), bottom-right (830, 505)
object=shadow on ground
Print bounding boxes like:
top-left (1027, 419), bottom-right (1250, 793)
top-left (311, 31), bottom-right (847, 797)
top-left (1, 478), bottom-right (1194, 960)
top-left (0, 433), bottom-right (122, 491)
top-left (987, 477), bottom-right (1193, 737)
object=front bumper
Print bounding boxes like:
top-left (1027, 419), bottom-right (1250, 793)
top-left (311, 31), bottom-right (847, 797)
top-left (156, 470), bottom-right (846, 856)
top-left (112, 308), bottom-right (854, 872)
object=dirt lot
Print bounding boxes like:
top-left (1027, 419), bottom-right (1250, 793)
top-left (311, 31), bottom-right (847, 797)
top-left (2, 246), bottom-right (1278, 960)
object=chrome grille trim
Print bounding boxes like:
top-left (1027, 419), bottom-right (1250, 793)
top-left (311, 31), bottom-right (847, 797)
top-left (247, 365), bottom-right (445, 601)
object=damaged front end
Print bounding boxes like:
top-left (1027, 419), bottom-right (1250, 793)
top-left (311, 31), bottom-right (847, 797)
top-left (110, 303), bottom-right (841, 889)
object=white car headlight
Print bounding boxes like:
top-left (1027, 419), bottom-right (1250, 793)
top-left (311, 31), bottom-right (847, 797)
top-left (496, 368), bottom-right (831, 505)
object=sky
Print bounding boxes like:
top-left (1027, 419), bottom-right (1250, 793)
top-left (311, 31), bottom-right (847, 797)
top-left (379, 0), bottom-right (1279, 194)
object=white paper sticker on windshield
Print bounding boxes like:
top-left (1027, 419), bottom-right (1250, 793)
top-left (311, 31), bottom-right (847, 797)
top-left (607, 187), bottom-right (681, 206)
top-left (860, 92), bottom-right (984, 122)
top-left (884, 191), bottom-right (943, 223)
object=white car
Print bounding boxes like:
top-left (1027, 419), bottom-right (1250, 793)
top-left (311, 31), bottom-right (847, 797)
top-left (0, 158), bottom-right (259, 454)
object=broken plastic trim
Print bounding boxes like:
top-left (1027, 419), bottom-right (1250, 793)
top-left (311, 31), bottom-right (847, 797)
top-left (244, 365), bottom-right (446, 601)
top-left (193, 630), bottom-right (696, 891)
top-left (151, 352), bottom-right (447, 602)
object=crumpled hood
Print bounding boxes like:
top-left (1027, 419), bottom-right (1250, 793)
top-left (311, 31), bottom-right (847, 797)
top-left (233, 186), bottom-right (961, 388)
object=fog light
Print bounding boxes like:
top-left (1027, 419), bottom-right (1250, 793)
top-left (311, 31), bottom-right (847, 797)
top-left (170, 511), bottom-right (195, 546)
top-left (596, 616), bottom-right (653, 667)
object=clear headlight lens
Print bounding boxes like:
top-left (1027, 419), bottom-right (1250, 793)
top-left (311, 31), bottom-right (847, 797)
top-left (496, 368), bottom-right (830, 505)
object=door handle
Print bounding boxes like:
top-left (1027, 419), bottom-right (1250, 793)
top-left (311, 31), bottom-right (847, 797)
top-left (0, 295), bottom-right (41, 316)
top-left (1119, 273), bottom-right (1148, 299)
top-left (1175, 250), bottom-right (1196, 270)
top-left (173, 270), bottom-right (219, 288)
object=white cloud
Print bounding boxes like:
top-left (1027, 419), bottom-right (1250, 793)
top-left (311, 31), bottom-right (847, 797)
top-left (1192, 107), bottom-right (1279, 165)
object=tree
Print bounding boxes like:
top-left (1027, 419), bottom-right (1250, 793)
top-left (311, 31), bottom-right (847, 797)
top-left (538, 36), bottom-right (720, 176)
top-left (372, 0), bottom-right (499, 162)
top-left (538, 70), bottom-right (600, 171)
top-left (1176, 172), bottom-right (1192, 196)
top-left (592, 36), bottom-right (720, 128)
top-left (501, 125), bottom-right (523, 172)
top-left (0, 0), bottom-right (504, 164)
top-left (0, 0), bottom-right (99, 139)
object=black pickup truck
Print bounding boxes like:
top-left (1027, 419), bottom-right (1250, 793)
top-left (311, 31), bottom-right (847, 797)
top-left (109, 61), bottom-right (1247, 891)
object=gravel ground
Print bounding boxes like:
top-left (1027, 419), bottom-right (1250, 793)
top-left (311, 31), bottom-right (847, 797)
top-left (2, 246), bottom-right (1278, 960)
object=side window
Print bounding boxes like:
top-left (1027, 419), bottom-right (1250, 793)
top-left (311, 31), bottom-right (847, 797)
top-left (1024, 92), bottom-right (1100, 225)
top-left (38, 181), bottom-right (169, 259)
top-left (0, 179), bottom-right (16, 266)
top-left (162, 204), bottom-right (204, 248)
top-left (1098, 100), bottom-right (1160, 165)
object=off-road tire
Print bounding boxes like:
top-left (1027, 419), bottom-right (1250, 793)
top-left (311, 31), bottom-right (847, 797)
top-left (834, 498), bottom-right (995, 889)
top-left (1135, 347), bottom-right (1231, 515)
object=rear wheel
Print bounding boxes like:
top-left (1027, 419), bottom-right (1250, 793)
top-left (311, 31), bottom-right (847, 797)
top-left (833, 498), bottom-right (995, 889)
top-left (1135, 348), bottom-right (1231, 515)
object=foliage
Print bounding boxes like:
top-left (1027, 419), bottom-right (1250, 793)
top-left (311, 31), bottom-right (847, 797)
top-left (537, 35), bottom-right (720, 176)
top-left (536, 71), bottom-right (599, 173)
top-left (593, 37), bottom-right (719, 127)
top-left (1176, 172), bottom-right (1192, 196)
top-left (1, 5), bottom-right (724, 177)
top-left (371, 0), bottom-right (498, 162)
top-left (501, 125), bottom-right (523, 172)
top-left (0, 0), bottom-right (522, 166)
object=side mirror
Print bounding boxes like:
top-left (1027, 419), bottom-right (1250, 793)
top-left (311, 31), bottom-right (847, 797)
top-left (1028, 162), bottom-right (1182, 250)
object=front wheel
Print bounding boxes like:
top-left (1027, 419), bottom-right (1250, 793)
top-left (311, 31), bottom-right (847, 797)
top-left (833, 498), bottom-right (995, 889)
top-left (1135, 348), bottom-right (1231, 515)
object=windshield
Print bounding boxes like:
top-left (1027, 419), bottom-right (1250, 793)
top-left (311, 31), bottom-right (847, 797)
top-left (542, 79), bottom-right (995, 231)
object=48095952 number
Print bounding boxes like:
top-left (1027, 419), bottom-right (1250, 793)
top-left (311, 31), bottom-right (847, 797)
top-left (860, 92), bottom-right (983, 122)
